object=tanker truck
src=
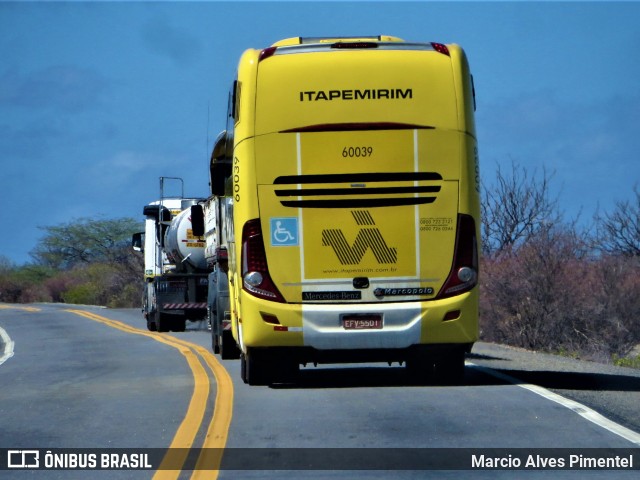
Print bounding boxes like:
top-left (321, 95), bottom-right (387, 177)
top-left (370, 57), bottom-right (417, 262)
top-left (132, 177), bottom-right (208, 332)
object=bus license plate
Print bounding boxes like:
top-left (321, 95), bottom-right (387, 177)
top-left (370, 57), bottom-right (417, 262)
top-left (342, 314), bottom-right (383, 330)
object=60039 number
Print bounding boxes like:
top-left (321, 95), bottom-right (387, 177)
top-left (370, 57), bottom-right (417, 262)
top-left (342, 146), bottom-right (373, 158)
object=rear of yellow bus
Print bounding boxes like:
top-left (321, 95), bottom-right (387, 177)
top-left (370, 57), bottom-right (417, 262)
top-left (229, 36), bottom-right (480, 385)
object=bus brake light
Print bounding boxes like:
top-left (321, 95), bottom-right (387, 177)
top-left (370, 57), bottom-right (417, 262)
top-left (258, 47), bottom-right (278, 62)
top-left (241, 219), bottom-right (285, 302)
top-left (436, 214), bottom-right (478, 298)
top-left (431, 43), bottom-right (450, 56)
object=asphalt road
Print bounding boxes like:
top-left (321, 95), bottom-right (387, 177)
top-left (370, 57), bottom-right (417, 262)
top-left (0, 303), bottom-right (638, 479)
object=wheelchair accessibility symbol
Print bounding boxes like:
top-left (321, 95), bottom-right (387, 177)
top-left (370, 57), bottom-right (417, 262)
top-left (270, 217), bottom-right (299, 246)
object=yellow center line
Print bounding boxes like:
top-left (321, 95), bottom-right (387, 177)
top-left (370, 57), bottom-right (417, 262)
top-left (160, 337), bottom-right (234, 479)
top-left (0, 304), bottom-right (41, 312)
top-left (66, 310), bottom-right (233, 479)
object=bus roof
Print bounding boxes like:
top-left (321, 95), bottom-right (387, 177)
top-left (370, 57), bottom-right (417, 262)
top-left (272, 35), bottom-right (405, 46)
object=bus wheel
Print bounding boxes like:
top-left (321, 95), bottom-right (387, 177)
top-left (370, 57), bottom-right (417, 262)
top-left (406, 358), bottom-right (434, 385)
top-left (242, 348), bottom-right (272, 386)
top-left (406, 351), bottom-right (435, 385)
top-left (433, 349), bottom-right (466, 385)
top-left (240, 352), bottom-right (248, 383)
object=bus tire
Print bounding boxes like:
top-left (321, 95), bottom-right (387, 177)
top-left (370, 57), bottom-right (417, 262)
top-left (406, 350), bottom-right (435, 385)
top-left (242, 348), bottom-right (274, 386)
top-left (242, 348), bottom-right (298, 386)
top-left (433, 349), bottom-right (466, 385)
top-left (240, 352), bottom-right (248, 383)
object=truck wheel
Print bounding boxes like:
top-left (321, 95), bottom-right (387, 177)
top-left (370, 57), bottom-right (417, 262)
top-left (147, 312), bottom-right (158, 332)
top-left (157, 313), bottom-right (171, 332)
top-left (215, 278), bottom-right (238, 359)
top-left (220, 330), bottom-right (240, 360)
top-left (210, 308), bottom-right (220, 354)
top-left (173, 317), bottom-right (186, 332)
top-left (147, 311), bottom-right (159, 331)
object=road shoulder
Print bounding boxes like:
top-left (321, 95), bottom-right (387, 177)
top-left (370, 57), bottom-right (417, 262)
top-left (470, 341), bottom-right (640, 435)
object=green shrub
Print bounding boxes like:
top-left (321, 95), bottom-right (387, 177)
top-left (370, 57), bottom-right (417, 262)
top-left (612, 354), bottom-right (640, 369)
top-left (61, 283), bottom-right (100, 305)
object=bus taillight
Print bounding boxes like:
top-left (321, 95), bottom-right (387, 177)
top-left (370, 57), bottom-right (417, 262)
top-left (436, 214), bottom-right (478, 299)
top-left (431, 43), bottom-right (450, 56)
top-left (258, 47), bottom-right (278, 62)
top-left (241, 219), bottom-right (285, 302)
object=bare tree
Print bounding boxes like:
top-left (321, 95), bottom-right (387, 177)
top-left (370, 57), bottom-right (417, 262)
top-left (593, 185), bottom-right (640, 257)
top-left (30, 217), bottom-right (142, 274)
top-left (481, 161), bottom-right (561, 255)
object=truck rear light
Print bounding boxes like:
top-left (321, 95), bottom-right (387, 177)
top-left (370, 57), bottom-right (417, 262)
top-left (431, 42), bottom-right (450, 56)
top-left (241, 219), bottom-right (285, 302)
top-left (436, 214), bottom-right (478, 299)
top-left (215, 246), bottom-right (228, 261)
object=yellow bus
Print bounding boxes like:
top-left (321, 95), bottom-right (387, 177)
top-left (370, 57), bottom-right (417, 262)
top-left (221, 36), bottom-right (480, 385)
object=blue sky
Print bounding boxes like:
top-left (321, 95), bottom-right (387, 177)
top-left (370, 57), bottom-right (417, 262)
top-left (1, 1), bottom-right (639, 265)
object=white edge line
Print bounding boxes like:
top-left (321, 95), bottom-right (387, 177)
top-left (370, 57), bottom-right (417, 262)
top-left (468, 361), bottom-right (640, 446)
top-left (0, 326), bottom-right (15, 366)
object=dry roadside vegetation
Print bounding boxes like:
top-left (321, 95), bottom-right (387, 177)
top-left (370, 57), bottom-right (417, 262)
top-left (480, 162), bottom-right (639, 366)
top-left (0, 217), bottom-right (143, 308)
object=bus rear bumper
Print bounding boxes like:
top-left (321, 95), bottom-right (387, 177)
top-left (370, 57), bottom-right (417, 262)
top-left (237, 288), bottom-right (478, 353)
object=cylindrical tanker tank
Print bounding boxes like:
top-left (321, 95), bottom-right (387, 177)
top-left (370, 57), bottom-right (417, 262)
top-left (164, 208), bottom-right (207, 271)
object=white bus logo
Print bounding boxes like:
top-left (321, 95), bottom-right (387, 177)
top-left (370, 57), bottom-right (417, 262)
top-left (8, 450), bottom-right (40, 468)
